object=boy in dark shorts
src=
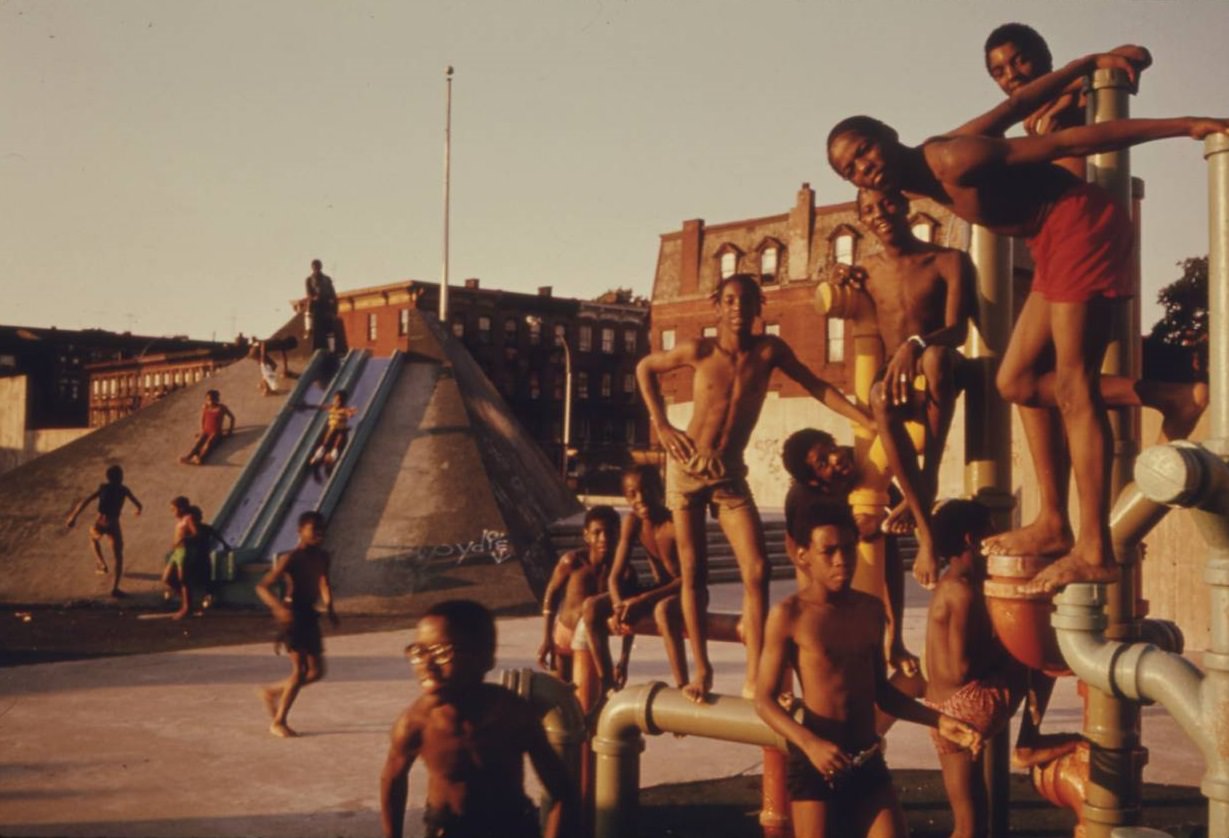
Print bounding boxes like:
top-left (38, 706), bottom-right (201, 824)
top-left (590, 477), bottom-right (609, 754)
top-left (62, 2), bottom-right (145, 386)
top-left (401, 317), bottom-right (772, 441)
top-left (180, 390), bottom-right (235, 465)
top-left (255, 510), bottom-right (338, 738)
top-left (538, 506), bottom-right (625, 683)
top-left (585, 465), bottom-right (683, 691)
top-left (638, 273), bottom-right (873, 702)
top-left (380, 599), bottom-right (575, 838)
top-left (826, 94), bottom-right (1228, 592)
top-left (65, 464), bottom-right (143, 597)
top-left (924, 499), bottom-right (1078, 836)
top-left (755, 501), bottom-right (979, 837)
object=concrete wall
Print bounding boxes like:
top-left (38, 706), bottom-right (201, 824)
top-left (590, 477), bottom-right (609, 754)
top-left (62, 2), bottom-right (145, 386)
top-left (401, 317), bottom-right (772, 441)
top-left (0, 376), bottom-right (93, 475)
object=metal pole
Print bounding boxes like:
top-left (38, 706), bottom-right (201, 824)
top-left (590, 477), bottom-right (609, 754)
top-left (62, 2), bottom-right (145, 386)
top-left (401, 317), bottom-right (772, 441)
top-left (966, 223), bottom-right (1014, 837)
top-left (439, 66), bottom-right (453, 324)
top-left (562, 338), bottom-right (573, 479)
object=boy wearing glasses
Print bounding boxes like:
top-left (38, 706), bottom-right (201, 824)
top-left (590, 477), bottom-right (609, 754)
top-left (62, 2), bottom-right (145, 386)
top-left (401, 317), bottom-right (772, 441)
top-left (256, 510), bottom-right (339, 738)
top-left (381, 599), bottom-right (576, 838)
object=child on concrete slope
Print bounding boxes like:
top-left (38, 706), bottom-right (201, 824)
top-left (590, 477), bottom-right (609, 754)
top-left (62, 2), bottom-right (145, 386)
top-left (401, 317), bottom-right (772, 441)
top-left (65, 463), bottom-right (143, 597)
top-left (638, 272), bottom-right (874, 702)
top-left (380, 599), bottom-right (576, 838)
top-left (754, 500), bottom-right (979, 838)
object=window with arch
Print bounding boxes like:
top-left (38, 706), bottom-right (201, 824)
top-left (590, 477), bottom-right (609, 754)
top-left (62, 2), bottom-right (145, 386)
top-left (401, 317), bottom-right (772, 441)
top-left (834, 233), bottom-right (855, 266)
top-left (758, 238), bottom-right (783, 283)
top-left (720, 251), bottom-right (737, 279)
top-left (827, 317), bottom-right (846, 363)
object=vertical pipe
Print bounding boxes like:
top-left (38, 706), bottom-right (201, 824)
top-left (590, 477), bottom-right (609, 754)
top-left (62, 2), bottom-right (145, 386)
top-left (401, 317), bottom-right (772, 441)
top-left (439, 66), bottom-right (453, 324)
top-left (965, 223), bottom-right (1014, 837)
top-left (1080, 67), bottom-right (1144, 838)
top-left (573, 641), bottom-right (600, 836)
top-left (563, 338), bottom-right (574, 478)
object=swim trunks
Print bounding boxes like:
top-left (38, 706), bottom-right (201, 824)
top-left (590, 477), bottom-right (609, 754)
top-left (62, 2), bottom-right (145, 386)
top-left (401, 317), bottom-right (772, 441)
top-left (167, 546), bottom-right (188, 571)
top-left (1027, 180), bottom-right (1134, 304)
top-left (665, 451), bottom-right (753, 513)
top-left (422, 798), bottom-right (539, 838)
top-left (786, 742), bottom-right (892, 802)
top-left (553, 618), bottom-right (575, 658)
top-left (90, 514), bottom-right (122, 543)
top-left (924, 673), bottom-right (1023, 755)
top-left (277, 609), bottom-right (323, 657)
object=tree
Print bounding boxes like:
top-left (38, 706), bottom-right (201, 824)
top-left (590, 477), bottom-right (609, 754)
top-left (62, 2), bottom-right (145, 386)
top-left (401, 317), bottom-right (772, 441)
top-left (1143, 256), bottom-right (1208, 382)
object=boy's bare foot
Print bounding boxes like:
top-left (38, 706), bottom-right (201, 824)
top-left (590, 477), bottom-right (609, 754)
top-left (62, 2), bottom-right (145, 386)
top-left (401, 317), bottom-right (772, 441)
top-left (110, 588), bottom-right (126, 598)
top-left (911, 545), bottom-right (938, 590)
top-left (259, 687), bottom-right (281, 719)
top-left (1158, 381), bottom-right (1209, 442)
top-left (682, 665), bottom-right (713, 704)
top-left (269, 722), bottom-right (298, 738)
top-left (95, 564), bottom-right (109, 575)
top-left (880, 502), bottom-right (915, 536)
top-left (178, 456), bottom-right (190, 465)
top-left (889, 642), bottom-right (921, 679)
top-left (1021, 551), bottom-right (1118, 594)
top-left (981, 520), bottom-right (1072, 558)
top-left (1013, 733), bottom-right (1082, 768)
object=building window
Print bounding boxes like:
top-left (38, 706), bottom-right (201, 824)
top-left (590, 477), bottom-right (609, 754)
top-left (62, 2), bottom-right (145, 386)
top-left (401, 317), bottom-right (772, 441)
top-left (623, 373), bottom-right (636, 395)
top-left (911, 222), bottom-right (933, 242)
top-left (600, 373), bottom-right (612, 399)
top-left (766, 323), bottom-right (781, 336)
top-left (398, 309), bottom-right (410, 336)
top-left (661, 329), bottom-right (676, 351)
top-left (504, 318), bottom-right (518, 344)
top-left (625, 419), bottom-right (637, 445)
top-left (451, 318), bottom-right (465, 338)
top-left (577, 372), bottom-right (589, 399)
top-left (553, 376), bottom-right (564, 401)
top-left (761, 246), bottom-right (779, 282)
top-left (478, 316), bottom-right (492, 343)
top-left (623, 329), bottom-right (637, 354)
top-left (601, 327), bottom-right (615, 354)
top-left (720, 251), bottom-right (737, 279)
top-left (578, 325), bottom-right (593, 352)
top-left (827, 317), bottom-right (846, 363)
top-left (554, 324), bottom-right (567, 348)
top-left (702, 326), bottom-right (717, 338)
top-left (367, 313), bottom-right (378, 342)
top-left (834, 233), bottom-right (854, 266)
top-left (529, 373), bottom-right (541, 400)
top-left (528, 317), bottom-right (542, 346)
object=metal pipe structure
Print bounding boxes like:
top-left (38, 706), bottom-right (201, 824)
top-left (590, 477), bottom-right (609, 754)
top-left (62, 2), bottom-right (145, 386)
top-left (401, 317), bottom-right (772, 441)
top-left (591, 682), bottom-right (788, 838)
top-left (439, 66), bottom-right (454, 324)
top-left (499, 667), bottom-right (587, 835)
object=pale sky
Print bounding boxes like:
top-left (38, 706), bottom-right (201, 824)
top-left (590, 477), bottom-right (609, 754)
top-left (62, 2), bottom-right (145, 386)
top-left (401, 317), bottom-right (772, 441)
top-left (3, 0), bottom-right (1227, 342)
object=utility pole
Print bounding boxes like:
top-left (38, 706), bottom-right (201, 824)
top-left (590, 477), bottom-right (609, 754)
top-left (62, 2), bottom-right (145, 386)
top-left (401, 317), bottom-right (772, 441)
top-left (440, 65), bottom-right (454, 323)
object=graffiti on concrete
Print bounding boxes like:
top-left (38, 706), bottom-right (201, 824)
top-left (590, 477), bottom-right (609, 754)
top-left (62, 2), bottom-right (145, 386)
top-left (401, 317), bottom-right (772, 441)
top-left (393, 529), bottom-right (514, 566)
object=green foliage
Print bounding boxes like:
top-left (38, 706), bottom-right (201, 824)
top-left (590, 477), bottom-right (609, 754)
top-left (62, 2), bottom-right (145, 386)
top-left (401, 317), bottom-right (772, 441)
top-left (1149, 256), bottom-right (1208, 347)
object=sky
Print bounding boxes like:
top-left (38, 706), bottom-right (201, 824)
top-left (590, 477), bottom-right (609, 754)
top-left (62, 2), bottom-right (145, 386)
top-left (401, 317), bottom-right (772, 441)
top-left (3, 0), bottom-right (1227, 342)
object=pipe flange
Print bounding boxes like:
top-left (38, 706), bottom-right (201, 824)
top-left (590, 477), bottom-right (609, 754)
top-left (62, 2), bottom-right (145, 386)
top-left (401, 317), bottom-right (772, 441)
top-left (1081, 800), bottom-right (1140, 825)
top-left (638, 681), bottom-right (668, 736)
top-left (1203, 560), bottom-right (1229, 588)
top-left (1053, 583), bottom-right (1107, 608)
top-left (1200, 650), bottom-right (1229, 673)
top-left (590, 734), bottom-right (646, 757)
top-left (1205, 132), bottom-right (1229, 160)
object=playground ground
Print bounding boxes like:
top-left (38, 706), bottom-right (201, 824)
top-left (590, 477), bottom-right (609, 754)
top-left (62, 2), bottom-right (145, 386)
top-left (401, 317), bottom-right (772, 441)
top-left (0, 580), bottom-right (1210, 837)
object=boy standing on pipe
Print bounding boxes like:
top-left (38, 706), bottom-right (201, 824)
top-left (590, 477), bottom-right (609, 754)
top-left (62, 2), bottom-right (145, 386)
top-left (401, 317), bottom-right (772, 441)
top-left (826, 92), bottom-right (1228, 593)
top-left (638, 273), bottom-right (874, 702)
top-left (967, 25), bottom-right (1208, 562)
top-left (755, 500), bottom-right (980, 837)
top-left (381, 599), bottom-right (575, 838)
top-left (834, 186), bottom-right (975, 591)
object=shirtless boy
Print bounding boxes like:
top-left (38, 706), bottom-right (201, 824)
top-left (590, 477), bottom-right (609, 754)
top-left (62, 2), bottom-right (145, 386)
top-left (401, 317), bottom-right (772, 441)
top-left (381, 599), bottom-right (575, 838)
top-left (585, 465), bottom-right (685, 691)
top-left (967, 25), bottom-right (1208, 564)
top-left (924, 499), bottom-right (1078, 836)
top-left (638, 272), bottom-right (873, 702)
top-left (838, 186), bottom-right (975, 589)
top-left (180, 390), bottom-right (235, 465)
top-left (538, 505), bottom-right (625, 683)
top-left (305, 389), bottom-right (359, 477)
top-left (65, 464), bottom-right (143, 597)
top-left (827, 85), bottom-right (1228, 592)
top-left (160, 496), bottom-right (197, 614)
top-left (256, 510), bottom-right (339, 737)
top-left (754, 501), bottom-right (979, 838)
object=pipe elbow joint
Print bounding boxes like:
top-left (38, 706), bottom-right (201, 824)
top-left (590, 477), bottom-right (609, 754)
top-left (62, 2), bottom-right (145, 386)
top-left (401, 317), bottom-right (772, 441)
top-left (1136, 442), bottom-right (1229, 514)
top-left (592, 681), bottom-right (664, 757)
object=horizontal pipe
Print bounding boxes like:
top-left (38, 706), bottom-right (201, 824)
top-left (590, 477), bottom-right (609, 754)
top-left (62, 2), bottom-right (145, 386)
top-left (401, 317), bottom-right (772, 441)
top-left (624, 610), bottom-right (742, 643)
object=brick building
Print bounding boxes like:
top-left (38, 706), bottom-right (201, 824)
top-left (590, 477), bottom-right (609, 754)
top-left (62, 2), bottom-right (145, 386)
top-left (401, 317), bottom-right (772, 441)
top-left (330, 279), bottom-right (650, 494)
top-left (648, 182), bottom-right (961, 504)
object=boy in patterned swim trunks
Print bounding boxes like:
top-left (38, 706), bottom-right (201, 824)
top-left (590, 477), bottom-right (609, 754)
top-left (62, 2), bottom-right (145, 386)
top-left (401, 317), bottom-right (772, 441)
top-left (924, 499), bottom-right (1079, 836)
top-left (637, 273), bottom-right (873, 703)
top-left (755, 501), bottom-right (979, 837)
top-left (65, 464), bottom-right (143, 597)
top-left (827, 84), bottom-right (1229, 595)
top-left (255, 511), bottom-right (338, 738)
top-left (380, 600), bottom-right (575, 838)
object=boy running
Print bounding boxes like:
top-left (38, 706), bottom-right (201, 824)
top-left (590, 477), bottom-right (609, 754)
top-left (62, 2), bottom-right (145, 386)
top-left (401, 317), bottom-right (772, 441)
top-left (826, 91), bottom-right (1228, 592)
top-left (381, 599), bottom-right (575, 838)
top-left (638, 272), bottom-right (873, 702)
top-left (65, 464), bottom-right (143, 597)
top-left (256, 510), bottom-right (339, 737)
top-left (754, 501), bottom-right (979, 837)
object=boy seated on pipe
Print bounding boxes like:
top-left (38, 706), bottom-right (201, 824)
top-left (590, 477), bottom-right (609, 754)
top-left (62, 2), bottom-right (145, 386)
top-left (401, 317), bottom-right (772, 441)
top-left (834, 186), bottom-right (975, 592)
top-left (538, 505), bottom-right (630, 683)
top-left (970, 24), bottom-right (1208, 562)
top-left (584, 464), bottom-right (685, 693)
top-left (826, 82), bottom-right (1229, 594)
top-left (638, 272), bottom-right (874, 703)
top-left (380, 599), bottom-right (575, 838)
top-left (755, 500), bottom-right (980, 838)
top-left (923, 499), bottom-right (1079, 838)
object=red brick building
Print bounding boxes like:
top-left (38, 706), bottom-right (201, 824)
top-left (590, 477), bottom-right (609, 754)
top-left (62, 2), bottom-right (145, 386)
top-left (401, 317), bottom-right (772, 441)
top-left (86, 343), bottom-right (249, 428)
top-left (331, 279), bottom-right (650, 494)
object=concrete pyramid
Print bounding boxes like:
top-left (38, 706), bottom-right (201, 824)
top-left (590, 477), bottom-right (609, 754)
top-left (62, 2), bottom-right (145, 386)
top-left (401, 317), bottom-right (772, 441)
top-left (0, 310), bottom-right (578, 614)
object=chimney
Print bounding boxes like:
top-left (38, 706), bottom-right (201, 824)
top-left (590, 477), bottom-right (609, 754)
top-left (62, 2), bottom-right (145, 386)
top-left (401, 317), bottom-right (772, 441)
top-left (788, 183), bottom-right (815, 281)
top-left (680, 219), bottom-right (704, 296)
top-left (538, 286), bottom-right (553, 297)
top-left (464, 278), bottom-right (480, 289)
